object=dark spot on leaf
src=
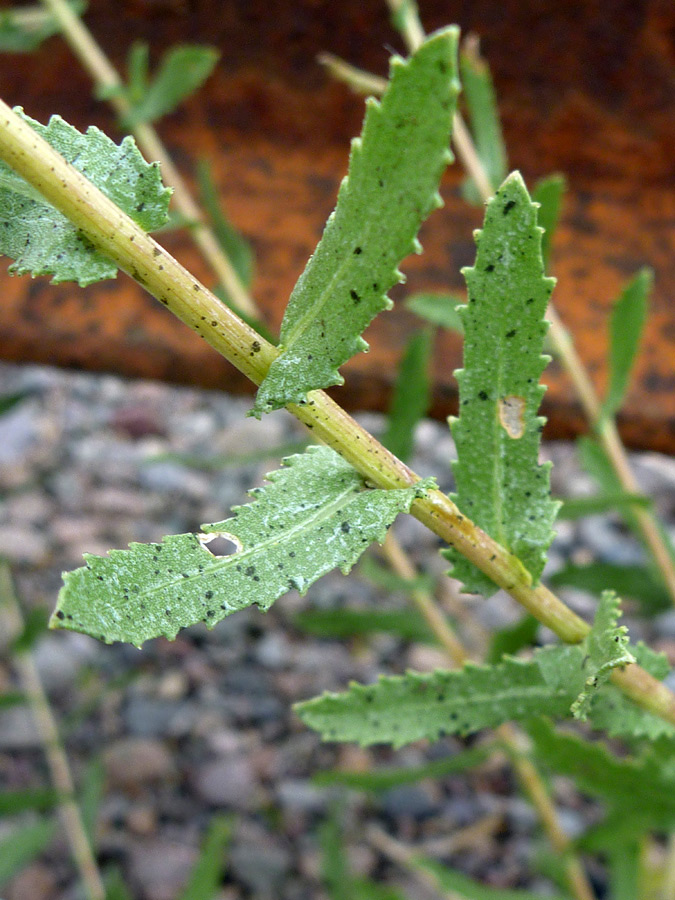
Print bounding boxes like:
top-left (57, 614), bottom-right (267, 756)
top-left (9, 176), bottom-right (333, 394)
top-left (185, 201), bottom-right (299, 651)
top-left (55, 610), bottom-right (65, 620)
top-left (506, 329), bottom-right (517, 338)
top-left (478, 390), bottom-right (488, 400)
top-left (503, 199), bottom-right (516, 214)
top-left (485, 264), bottom-right (495, 272)
top-left (353, 246), bottom-right (362, 255)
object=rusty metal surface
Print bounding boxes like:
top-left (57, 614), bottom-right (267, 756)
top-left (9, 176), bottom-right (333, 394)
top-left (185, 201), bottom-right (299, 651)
top-left (0, 0), bottom-right (673, 450)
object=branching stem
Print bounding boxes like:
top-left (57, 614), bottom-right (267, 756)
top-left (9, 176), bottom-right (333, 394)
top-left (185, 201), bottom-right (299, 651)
top-left (0, 98), bottom-right (673, 726)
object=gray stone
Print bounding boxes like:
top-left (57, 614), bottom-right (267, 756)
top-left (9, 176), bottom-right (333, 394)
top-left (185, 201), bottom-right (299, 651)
top-left (230, 833), bottom-right (291, 896)
top-left (104, 737), bottom-right (176, 790)
top-left (0, 706), bottom-right (41, 748)
top-left (0, 526), bottom-right (49, 565)
top-left (128, 839), bottom-right (198, 900)
top-left (193, 755), bottom-right (256, 809)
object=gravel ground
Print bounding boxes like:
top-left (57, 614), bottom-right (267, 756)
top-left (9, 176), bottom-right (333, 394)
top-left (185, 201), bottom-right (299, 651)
top-left (1, 360), bottom-right (675, 900)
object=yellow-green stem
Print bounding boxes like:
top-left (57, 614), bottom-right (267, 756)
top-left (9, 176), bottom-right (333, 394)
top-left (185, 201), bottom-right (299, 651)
top-left (38, 0), bottom-right (259, 317)
top-left (0, 99), bottom-right (673, 728)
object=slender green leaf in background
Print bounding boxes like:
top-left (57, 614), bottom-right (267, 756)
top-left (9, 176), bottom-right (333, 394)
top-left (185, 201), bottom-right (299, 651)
top-left (320, 804), bottom-right (351, 900)
top-left (0, 111), bottom-right (171, 285)
top-left (528, 718), bottom-right (675, 838)
top-left (607, 843), bottom-right (641, 900)
top-left (405, 292), bottom-right (464, 332)
top-left (104, 868), bottom-right (135, 900)
top-left (557, 491), bottom-right (651, 520)
top-left (0, 389), bottom-right (31, 416)
top-left (126, 41), bottom-right (150, 106)
top-left (179, 815), bottom-right (232, 900)
top-left (570, 591), bottom-right (634, 719)
top-left (600, 268), bottom-right (652, 421)
top-left (0, 0), bottom-right (85, 53)
top-left (411, 855), bottom-right (566, 900)
top-left (196, 159), bottom-right (255, 289)
top-left (445, 172), bottom-right (559, 594)
top-left (145, 439), bottom-right (310, 471)
top-left (0, 818), bottom-right (56, 885)
top-left (296, 644), bottom-right (586, 748)
top-left (0, 787), bottom-right (57, 816)
top-left (312, 744), bottom-right (492, 791)
top-left (351, 879), bottom-right (408, 900)
top-left (254, 28), bottom-right (459, 414)
top-left (123, 44), bottom-right (220, 127)
top-left (53, 447), bottom-right (432, 645)
top-left (549, 562), bottom-right (670, 615)
top-left (79, 758), bottom-right (106, 846)
top-left (459, 35), bottom-right (508, 205)
top-left (358, 555), bottom-right (436, 594)
top-left (487, 614), bottom-right (539, 664)
top-left (531, 174), bottom-right (566, 270)
top-left (381, 328), bottom-right (433, 462)
top-left (0, 690), bottom-right (26, 709)
top-left (10, 606), bottom-right (48, 654)
top-left (294, 607), bottom-right (436, 644)
top-left (579, 435), bottom-right (675, 574)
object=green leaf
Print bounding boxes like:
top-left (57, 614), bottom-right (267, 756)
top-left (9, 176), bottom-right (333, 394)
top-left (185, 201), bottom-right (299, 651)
top-left (123, 45), bottom-right (220, 127)
top-left (607, 843), bottom-right (641, 900)
top-left (0, 110), bottom-right (171, 285)
top-left (126, 42), bottom-right (150, 106)
top-left (0, 690), bottom-right (26, 709)
top-left (296, 646), bottom-right (583, 748)
top-left (405, 291), bottom-right (464, 332)
top-left (528, 718), bottom-right (675, 835)
top-left (253, 28), bottom-right (459, 414)
top-left (587, 643), bottom-right (675, 741)
top-left (0, 787), bottom-right (57, 816)
top-left (351, 879), bottom-right (407, 900)
top-left (312, 744), bottom-right (492, 792)
top-left (557, 491), bottom-right (651, 520)
top-left (79, 757), bottom-right (105, 845)
top-left (179, 815), bottom-right (232, 900)
top-left (0, 0), bottom-right (85, 53)
top-left (601, 268), bottom-right (652, 420)
top-left (445, 172), bottom-right (559, 595)
top-left (358, 554), bottom-right (436, 594)
top-left (571, 591), bottom-right (634, 719)
top-left (549, 562), bottom-right (670, 615)
top-left (320, 804), bottom-right (351, 900)
top-left (53, 447), bottom-right (431, 646)
top-left (104, 868), bottom-right (134, 900)
top-left (10, 606), bottom-right (49, 653)
top-left (196, 159), bottom-right (255, 290)
top-left (0, 389), bottom-right (31, 416)
top-left (381, 329), bottom-right (432, 462)
top-left (294, 607), bottom-right (436, 644)
top-left (459, 36), bottom-right (508, 205)
top-left (0, 818), bottom-right (55, 885)
top-left (487, 614), bottom-right (539, 664)
top-left (532, 174), bottom-right (566, 270)
top-left (411, 856), bottom-right (565, 900)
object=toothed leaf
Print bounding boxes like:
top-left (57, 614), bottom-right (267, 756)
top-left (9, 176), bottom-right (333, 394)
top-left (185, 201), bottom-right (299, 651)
top-left (0, 111), bottom-right (171, 285)
top-left (571, 591), bottom-right (635, 719)
top-left (52, 447), bottom-right (430, 646)
top-left (444, 172), bottom-right (559, 595)
top-left (253, 28), bottom-right (459, 414)
top-left (588, 643), bottom-right (675, 740)
top-left (296, 645), bottom-right (584, 748)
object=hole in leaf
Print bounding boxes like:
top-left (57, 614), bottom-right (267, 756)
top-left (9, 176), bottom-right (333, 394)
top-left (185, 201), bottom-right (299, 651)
top-left (198, 532), bottom-right (242, 557)
top-left (498, 395), bottom-right (526, 439)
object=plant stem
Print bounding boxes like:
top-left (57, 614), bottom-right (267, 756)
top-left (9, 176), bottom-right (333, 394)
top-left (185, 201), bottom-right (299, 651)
top-left (381, 533), bottom-right (595, 900)
top-left (0, 100), bottom-right (673, 729)
top-left (0, 563), bottom-right (106, 900)
top-left (38, 0), bottom-right (259, 318)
